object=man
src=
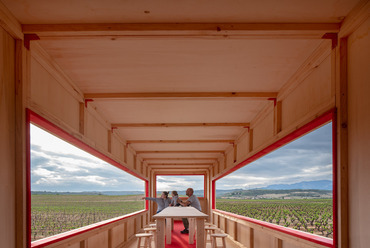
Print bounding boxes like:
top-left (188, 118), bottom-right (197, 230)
top-left (179, 188), bottom-right (202, 234)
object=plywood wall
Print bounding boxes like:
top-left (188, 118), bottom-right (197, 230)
top-left (0, 26), bottom-right (16, 248)
top-left (28, 44), bottom-right (147, 180)
top-left (347, 17), bottom-right (370, 248)
top-left (213, 40), bottom-right (334, 178)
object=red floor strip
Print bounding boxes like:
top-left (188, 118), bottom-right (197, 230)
top-left (166, 221), bottom-right (196, 248)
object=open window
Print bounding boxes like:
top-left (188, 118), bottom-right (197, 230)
top-left (156, 175), bottom-right (205, 197)
top-left (27, 110), bottom-right (147, 243)
top-left (213, 110), bottom-right (336, 245)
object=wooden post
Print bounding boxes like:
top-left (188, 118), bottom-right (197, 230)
top-left (107, 130), bottom-right (112, 153)
top-left (156, 219), bottom-right (165, 248)
top-left (274, 237), bottom-right (283, 248)
top-left (249, 129), bottom-right (254, 153)
top-left (249, 227), bottom-right (254, 248)
top-left (276, 101), bottom-right (282, 134)
top-left (196, 218), bottom-right (205, 248)
top-left (233, 144), bottom-right (238, 163)
top-left (79, 102), bottom-right (85, 134)
top-left (124, 144), bottom-right (127, 163)
top-left (15, 38), bottom-right (27, 248)
top-left (337, 37), bottom-right (349, 248)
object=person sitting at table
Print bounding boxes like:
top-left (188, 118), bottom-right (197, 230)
top-left (169, 190), bottom-right (181, 206)
top-left (179, 188), bottom-right (202, 234)
top-left (142, 191), bottom-right (171, 213)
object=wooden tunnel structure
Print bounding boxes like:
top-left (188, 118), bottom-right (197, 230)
top-left (0, 0), bottom-right (369, 247)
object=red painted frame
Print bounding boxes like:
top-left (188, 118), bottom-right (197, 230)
top-left (154, 173), bottom-right (206, 198)
top-left (26, 109), bottom-right (148, 248)
top-left (212, 109), bottom-right (337, 248)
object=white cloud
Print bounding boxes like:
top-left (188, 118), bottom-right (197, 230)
top-left (31, 124), bottom-right (145, 192)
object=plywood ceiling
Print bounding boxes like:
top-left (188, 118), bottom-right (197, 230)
top-left (3, 0), bottom-right (359, 23)
top-left (7, 0), bottom-right (360, 169)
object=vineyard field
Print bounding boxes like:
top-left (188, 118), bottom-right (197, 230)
top-left (31, 194), bottom-right (145, 241)
top-left (216, 198), bottom-right (333, 238)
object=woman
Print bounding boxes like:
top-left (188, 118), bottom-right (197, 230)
top-left (142, 191), bottom-right (171, 213)
top-left (169, 191), bottom-right (181, 206)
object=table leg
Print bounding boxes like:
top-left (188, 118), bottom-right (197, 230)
top-left (196, 218), bottom-right (205, 248)
top-left (156, 219), bottom-right (165, 248)
top-left (189, 218), bottom-right (195, 244)
top-left (166, 218), bottom-right (172, 244)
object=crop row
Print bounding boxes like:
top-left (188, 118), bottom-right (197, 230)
top-left (216, 199), bottom-right (333, 238)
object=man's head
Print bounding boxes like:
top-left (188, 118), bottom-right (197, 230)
top-left (186, 188), bottom-right (194, 197)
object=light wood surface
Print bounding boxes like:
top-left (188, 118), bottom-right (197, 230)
top-left (153, 207), bottom-right (208, 248)
top-left (112, 123), bottom-right (250, 128)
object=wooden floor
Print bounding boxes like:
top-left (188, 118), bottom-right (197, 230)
top-left (127, 221), bottom-right (241, 248)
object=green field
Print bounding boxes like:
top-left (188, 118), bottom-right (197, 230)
top-left (31, 194), bottom-right (145, 241)
top-left (216, 198), bottom-right (333, 238)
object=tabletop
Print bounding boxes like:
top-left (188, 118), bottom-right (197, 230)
top-left (153, 206), bottom-right (208, 218)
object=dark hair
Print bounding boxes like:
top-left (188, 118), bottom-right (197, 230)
top-left (172, 191), bottom-right (178, 196)
top-left (162, 191), bottom-right (169, 198)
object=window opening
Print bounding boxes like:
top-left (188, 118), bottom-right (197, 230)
top-left (30, 124), bottom-right (145, 241)
top-left (216, 123), bottom-right (333, 239)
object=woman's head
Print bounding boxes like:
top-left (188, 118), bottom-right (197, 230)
top-left (172, 191), bottom-right (178, 196)
top-left (161, 191), bottom-right (169, 198)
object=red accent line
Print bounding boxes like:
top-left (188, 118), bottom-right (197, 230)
top-left (268, 97), bottom-right (277, 106)
top-left (24, 34), bottom-right (40, 50)
top-left (145, 181), bottom-right (149, 210)
top-left (154, 174), bottom-right (206, 197)
top-left (84, 99), bottom-right (94, 107)
top-left (211, 180), bottom-right (216, 209)
top-left (332, 110), bottom-right (338, 247)
top-left (213, 109), bottom-right (334, 181)
top-left (31, 210), bottom-right (148, 248)
top-left (26, 110), bottom-right (31, 248)
top-left (213, 209), bottom-right (333, 247)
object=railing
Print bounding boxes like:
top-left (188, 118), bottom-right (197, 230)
top-left (212, 209), bottom-right (333, 248)
top-left (31, 209), bottom-right (148, 248)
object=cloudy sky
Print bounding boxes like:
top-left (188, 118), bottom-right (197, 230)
top-left (217, 123), bottom-right (333, 190)
top-left (156, 175), bottom-right (204, 192)
top-left (31, 122), bottom-right (332, 192)
top-left (31, 124), bottom-right (145, 192)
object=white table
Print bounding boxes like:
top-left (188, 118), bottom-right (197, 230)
top-left (153, 206), bottom-right (208, 248)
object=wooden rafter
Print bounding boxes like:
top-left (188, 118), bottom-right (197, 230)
top-left (142, 158), bottom-right (218, 161)
top-left (127, 139), bottom-right (234, 144)
top-left (22, 23), bottom-right (340, 39)
top-left (136, 150), bottom-right (224, 154)
top-left (112, 123), bottom-right (249, 128)
top-left (148, 163), bottom-right (213, 166)
top-left (84, 92), bottom-right (277, 99)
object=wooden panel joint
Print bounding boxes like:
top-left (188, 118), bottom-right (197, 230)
top-left (84, 98), bottom-right (94, 107)
top-left (24, 34), bottom-right (40, 50)
top-left (322, 33), bottom-right (338, 49)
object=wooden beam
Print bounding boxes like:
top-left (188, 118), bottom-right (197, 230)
top-left (127, 139), bottom-right (234, 144)
top-left (143, 158), bottom-right (218, 161)
top-left (113, 123), bottom-right (249, 128)
top-left (148, 163), bottom-right (213, 166)
top-left (338, 37), bottom-right (349, 248)
top-left (22, 23), bottom-right (340, 39)
top-left (79, 102), bottom-right (85, 135)
top-left (85, 92), bottom-right (277, 99)
top-left (137, 150), bottom-right (224, 154)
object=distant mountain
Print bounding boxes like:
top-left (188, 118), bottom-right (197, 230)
top-left (261, 180), bottom-right (332, 190)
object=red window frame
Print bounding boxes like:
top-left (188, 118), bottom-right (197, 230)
top-left (154, 174), bottom-right (206, 198)
top-left (26, 109), bottom-right (149, 247)
top-left (212, 109), bottom-right (337, 248)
